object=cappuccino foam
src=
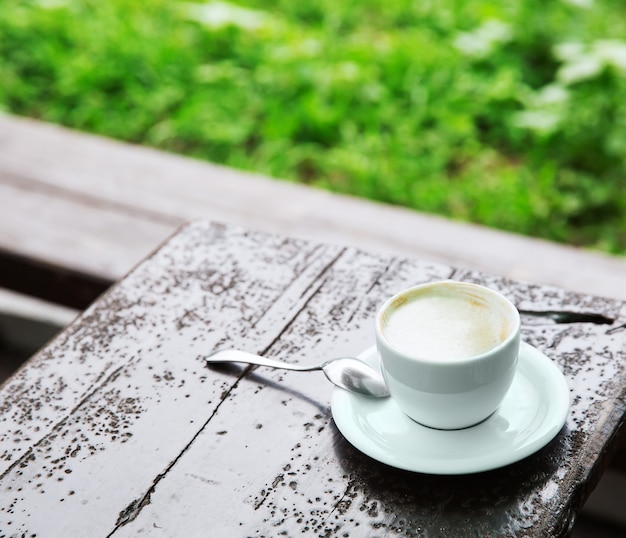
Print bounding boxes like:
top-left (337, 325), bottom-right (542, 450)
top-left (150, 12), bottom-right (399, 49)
top-left (383, 288), bottom-right (508, 361)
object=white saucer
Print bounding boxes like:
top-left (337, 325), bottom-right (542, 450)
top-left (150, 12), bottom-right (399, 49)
top-left (331, 342), bottom-right (569, 475)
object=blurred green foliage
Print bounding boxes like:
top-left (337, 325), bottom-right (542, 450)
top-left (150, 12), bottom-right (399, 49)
top-left (1, 0), bottom-right (625, 253)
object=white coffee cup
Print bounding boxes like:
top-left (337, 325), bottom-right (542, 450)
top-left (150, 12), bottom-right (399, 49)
top-left (375, 280), bottom-right (520, 430)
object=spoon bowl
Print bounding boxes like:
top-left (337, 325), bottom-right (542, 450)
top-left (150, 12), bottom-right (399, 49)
top-left (205, 349), bottom-right (389, 398)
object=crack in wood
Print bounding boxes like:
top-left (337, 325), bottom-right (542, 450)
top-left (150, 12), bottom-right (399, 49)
top-left (106, 366), bottom-right (253, 536)
top-left (258, 248), bottom-right (347, 357)
top-left (519, 310), bottom-right (615, 325)
top-left (254, 488), bottom-right (271, 511)
top-left (607, 323), bottom-right (626, 335)
top-left (248, 244), bottom-right (331, 330)
top-left (346, 258), bottom-right (396, 326)
top-left (296, 245), bottom-right (337, 301)
top-left (323, 478), bottom-right (357, 524)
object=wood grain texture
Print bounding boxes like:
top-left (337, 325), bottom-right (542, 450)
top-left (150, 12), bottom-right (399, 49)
top-left (0, 221), bottom-right (624, 537)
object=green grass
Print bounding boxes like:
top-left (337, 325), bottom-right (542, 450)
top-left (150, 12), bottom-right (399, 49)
top-left (2, 0), bottom-right (626, 253)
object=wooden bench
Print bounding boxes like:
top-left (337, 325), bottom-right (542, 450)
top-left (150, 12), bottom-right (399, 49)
top-left (2, 113), bottom-right (626, 311)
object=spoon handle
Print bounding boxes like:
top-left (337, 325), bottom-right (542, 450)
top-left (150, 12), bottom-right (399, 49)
top-left (205, 349), bottom-right (321, 372)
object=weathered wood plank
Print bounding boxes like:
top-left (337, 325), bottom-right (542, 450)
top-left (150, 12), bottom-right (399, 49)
top-left (0, 223), bottom-right (347, 536)
top-left (2, 113), bottom-right (626, 301)
top-left (0, 221), bottom-right (623, 536)
top-left (0, 176), bottom-right (178, 307)
top-left (0, 177), bottom-right (178, 282)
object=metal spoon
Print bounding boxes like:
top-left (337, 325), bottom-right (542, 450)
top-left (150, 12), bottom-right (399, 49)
top-left (205, 349), bottom-right (389, 398)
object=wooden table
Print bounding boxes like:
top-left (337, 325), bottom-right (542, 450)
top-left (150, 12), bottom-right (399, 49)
top-left (1, 221), bottom-right (624, 537)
